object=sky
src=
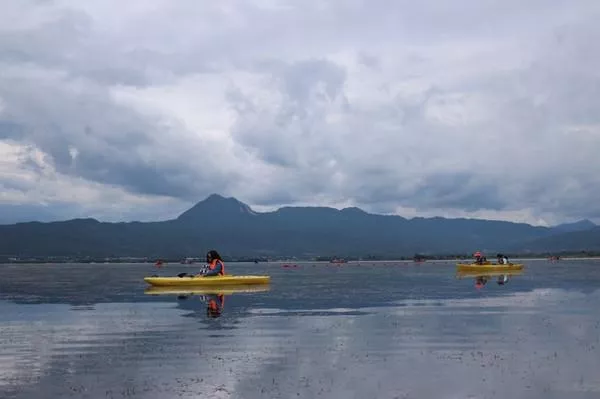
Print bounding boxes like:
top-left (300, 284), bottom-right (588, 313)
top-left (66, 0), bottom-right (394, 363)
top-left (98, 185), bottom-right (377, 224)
top-left (1, 0), bottom-right (599, 226)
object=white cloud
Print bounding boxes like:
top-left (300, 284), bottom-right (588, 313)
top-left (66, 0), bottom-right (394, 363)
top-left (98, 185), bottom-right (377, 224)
top-left (1, 0), bottom-right (600, 224)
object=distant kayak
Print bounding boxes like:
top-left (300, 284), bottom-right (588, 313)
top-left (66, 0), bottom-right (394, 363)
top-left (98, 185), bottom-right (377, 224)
top-left (456, 263), bottom-right (524, 273)
top-left (144, 275), bottom-right (271, 287)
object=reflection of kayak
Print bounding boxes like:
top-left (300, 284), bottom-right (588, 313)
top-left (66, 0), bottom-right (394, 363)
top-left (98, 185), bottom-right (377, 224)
top-left (456, 269), bottom-right (524, 279)
top-left (143, 275), bottom-right (270, 287)
top-left (144, 284), bottom-right (271, 295)
top-left (456, 263), bottom-right (524, 273)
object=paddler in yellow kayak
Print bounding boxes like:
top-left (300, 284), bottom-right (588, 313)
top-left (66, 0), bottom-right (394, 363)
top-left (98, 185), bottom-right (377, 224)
top-left (473, 251), bottom-right (487, 264)
top-left (496, 253), bottom-right (511, 265)
top-left (196, 250), bottom-right (226, 277)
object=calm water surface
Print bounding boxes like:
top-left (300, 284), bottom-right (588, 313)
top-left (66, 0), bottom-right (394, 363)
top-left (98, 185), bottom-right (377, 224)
top-left (0, 260), bottom-right (599, 399)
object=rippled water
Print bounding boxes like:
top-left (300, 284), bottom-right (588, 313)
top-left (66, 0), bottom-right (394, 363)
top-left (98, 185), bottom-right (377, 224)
top-left (0, 260), bottom-right (599, 398)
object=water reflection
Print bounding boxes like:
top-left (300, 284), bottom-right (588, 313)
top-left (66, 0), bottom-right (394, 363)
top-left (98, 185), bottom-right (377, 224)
top-left (456, 269), bottom-right (525, 290)
top-left (144, 285), bottom-right (271, 319)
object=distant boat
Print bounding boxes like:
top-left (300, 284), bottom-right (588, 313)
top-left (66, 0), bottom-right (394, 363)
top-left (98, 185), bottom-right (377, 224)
top-left (413, 254), bottom-right (427, 263)
top-left (330, 258), bottom-right (347, 264)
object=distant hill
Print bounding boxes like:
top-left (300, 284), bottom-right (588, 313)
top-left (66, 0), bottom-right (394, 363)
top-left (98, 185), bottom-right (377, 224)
top-left (551, 219), bottom-right (597, 233)
top-left (0, 194), bottom-right (597, 259)
top-left (514, 226), bottom-right (600, 253)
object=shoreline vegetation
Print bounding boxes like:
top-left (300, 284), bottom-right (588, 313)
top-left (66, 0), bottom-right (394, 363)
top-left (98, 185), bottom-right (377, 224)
top-left (1, 252), bottom-right (599, 264)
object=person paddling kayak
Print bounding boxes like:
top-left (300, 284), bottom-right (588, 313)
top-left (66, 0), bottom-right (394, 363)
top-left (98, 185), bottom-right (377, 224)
top-left (473, 251), bottom-right (487, 265)
top-left (197, 250), bottom-right (226, 277)
top-left (496, 253), bottom-right (510, 265)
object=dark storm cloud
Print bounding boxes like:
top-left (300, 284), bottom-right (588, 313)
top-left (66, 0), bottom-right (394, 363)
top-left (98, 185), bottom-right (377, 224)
top-left (0, 62), bottom-right (236, 200)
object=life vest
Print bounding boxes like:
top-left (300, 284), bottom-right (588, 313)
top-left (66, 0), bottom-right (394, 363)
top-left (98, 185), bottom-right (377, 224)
top-left (208, 259), bottom-right (225, 275)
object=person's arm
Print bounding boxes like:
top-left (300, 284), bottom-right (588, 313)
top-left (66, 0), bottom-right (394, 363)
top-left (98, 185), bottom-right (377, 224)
top-left (194, 264), bottom-right (208, 277)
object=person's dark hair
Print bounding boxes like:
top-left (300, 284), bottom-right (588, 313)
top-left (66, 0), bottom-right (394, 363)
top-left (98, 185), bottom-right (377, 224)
top-left (206, 250), bottom-right (222, 263)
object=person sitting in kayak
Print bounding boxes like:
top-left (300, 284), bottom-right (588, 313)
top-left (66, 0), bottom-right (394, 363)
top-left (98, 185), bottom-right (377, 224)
top-left (496, 253), bottom-right (510, 265)
top-left (473, 251), bottom-right (486, 265)
top-left (198, 250), bottom-right (226, 277)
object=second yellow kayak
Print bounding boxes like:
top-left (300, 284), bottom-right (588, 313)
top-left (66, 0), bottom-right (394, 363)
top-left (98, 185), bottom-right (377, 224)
top-left (456, 263), bottom-right (524, 273)
top-left (144, 275), bottom-right (271, 287)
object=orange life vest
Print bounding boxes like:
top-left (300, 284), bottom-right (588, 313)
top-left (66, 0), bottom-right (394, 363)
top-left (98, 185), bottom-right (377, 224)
top-left (209, 259), bottom-right (225, 275)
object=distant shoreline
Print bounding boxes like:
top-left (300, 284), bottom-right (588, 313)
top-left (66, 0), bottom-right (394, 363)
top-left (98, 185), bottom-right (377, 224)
top-left (1, 256), bottom-right (599, 265)
top-left (266, 257), bottom-right (600, 263)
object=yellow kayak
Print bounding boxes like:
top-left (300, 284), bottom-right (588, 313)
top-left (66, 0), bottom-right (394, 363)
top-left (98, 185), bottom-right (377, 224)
top-left (143, 275), bottom-right (270, 287)
top-left (456, 263), bottom-right (524, 273)
top-left (144, 284), bottom-right (271, 295)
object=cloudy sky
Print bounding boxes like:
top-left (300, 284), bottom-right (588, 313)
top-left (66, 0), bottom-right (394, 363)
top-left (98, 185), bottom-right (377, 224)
top-left (1, 0), bottom-right (599, 226)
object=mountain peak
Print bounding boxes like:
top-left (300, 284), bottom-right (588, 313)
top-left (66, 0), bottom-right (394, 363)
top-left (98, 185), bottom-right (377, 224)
top-left (203, 193), bottom-right (229, 204)
top-left (177, 194), bottom-right (257, 221)
top-left (341, 206), bottom-right (368, 215)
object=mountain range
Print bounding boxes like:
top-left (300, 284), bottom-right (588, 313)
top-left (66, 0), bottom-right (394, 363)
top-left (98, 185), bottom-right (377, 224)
top-left (1, 194), bottom-right (598, 259)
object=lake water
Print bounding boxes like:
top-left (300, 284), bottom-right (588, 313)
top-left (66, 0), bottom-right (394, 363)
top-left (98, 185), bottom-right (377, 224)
top-left (0, 260), bottom-right (599, 399)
